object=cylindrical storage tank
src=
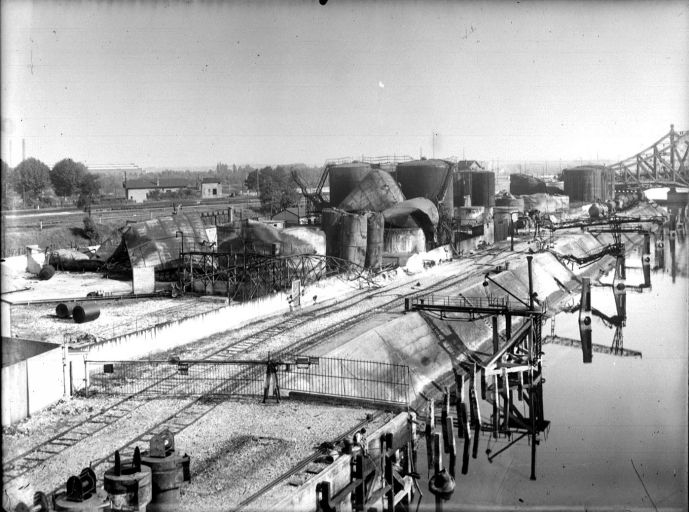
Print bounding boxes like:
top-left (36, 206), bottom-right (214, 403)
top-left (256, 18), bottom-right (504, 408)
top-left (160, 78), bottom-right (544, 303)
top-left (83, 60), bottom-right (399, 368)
top-left (365, 212), bottom-right (384, 269)
top-left (453, 171), bottom-right (473, 207)
top-left (340, 212), bottom-right (368, 267)
top-left (495, 194), bottom-right (525, 212)
top-left (563, 166), bottom-right (606, 203)
top-left (509, 174), bottom-right (546, 195)
top-left (396, 159), bottom-right (454, 220)
top-left (329, 163), bottom-right (372, 208)
top-left (470, 171), bottom-right (495, 207)
top-left (383, 228), bottom-right (426, 255)
top-left (38, 265), bottom-right (55, 280)
top-left (140, 449), bottom-right (190, 511)
top-left (493, 207), bottom-right (514, 243)
top-left (73, 303), bottom-right (101, 324)
top-left (321, 208), bottom-right (344, 258)
top-left (56, 302), bottom-right (77, 319)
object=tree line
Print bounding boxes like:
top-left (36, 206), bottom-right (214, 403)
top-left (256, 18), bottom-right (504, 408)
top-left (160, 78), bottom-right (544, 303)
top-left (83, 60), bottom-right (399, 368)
top-left (1, 157), bottom-right (100, 209)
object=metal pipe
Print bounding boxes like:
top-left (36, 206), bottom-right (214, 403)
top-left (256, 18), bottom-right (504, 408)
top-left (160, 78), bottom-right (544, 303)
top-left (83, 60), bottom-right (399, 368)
top-left (527, 255), bottom-right (534, 310)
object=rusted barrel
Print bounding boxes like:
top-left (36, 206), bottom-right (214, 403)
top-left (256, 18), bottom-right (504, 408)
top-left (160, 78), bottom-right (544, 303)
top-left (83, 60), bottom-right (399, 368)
top-left (38, 265), bottom-right (55, 280)
top-left (73, 303), bottom-right (100, 324)
top-left (140, 430), bottom-right (191, 511)
top-left (104, 449), bottom-right (152, 512)
top-left (56, 302), bottom-right (77, 319)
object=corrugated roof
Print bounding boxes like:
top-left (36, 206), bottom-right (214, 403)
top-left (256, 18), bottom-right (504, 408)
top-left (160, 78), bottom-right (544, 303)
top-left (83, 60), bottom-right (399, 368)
top-left (120, 211), bottom-right (209, 270)
top-left (201, 177), bottom-right (221, 184)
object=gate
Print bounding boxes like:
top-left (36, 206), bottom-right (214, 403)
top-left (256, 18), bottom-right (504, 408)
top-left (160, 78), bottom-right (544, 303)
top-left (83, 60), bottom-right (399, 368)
top-left (85, 356), bottom-right (410, 406)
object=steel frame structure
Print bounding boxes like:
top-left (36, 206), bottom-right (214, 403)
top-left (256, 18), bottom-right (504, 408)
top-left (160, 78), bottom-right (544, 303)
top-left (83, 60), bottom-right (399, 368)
top-left (609, 125), bottom-right (689, 189)
top-left (178, 251), bottom-right (382, 302)
top-left (405, 255), bottom-right (548, 480)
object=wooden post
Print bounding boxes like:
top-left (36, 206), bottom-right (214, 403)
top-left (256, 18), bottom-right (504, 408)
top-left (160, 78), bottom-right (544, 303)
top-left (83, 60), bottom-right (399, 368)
top-left (502, 368), bottom-right (510, 430)
top-left (506, 313), bottom-right (512, 340)
top-left (492, 316), bottom-right (499, 353)
top-left (433, 433), bottom-right (443, 512)
top-left (442, 389), bottom-right (451, 453)
top-left (492, 374), bottom-right (499, 438)
top-left (445, 415), bottom-right (456, 478)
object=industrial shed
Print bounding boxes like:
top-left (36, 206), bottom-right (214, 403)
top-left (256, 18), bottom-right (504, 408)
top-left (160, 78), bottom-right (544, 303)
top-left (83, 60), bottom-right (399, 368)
top-left (103, 211), bottom-right (211, 291)
top-left (2, 337), bottom-right (64, 426)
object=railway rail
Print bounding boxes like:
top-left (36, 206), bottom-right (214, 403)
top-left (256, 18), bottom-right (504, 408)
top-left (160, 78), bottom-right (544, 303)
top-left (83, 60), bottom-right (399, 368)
top-left (3, 245), bottom-right (519, 498)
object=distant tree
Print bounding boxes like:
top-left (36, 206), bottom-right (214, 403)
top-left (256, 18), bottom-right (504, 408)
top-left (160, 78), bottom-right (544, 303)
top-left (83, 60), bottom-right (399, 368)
top-left (216, 162), bottom-right (230, 175)
top-left (12, 158), bottom-right (51, 205)
top-left (76, 173), bottom-right (100, 210)
top-left (257, 166), bottom-right (300, 214)
top-left (50, 158), bottom-right (88, 197)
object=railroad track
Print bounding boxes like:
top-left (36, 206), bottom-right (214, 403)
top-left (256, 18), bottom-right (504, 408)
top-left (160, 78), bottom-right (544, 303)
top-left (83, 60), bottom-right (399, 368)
top-left (3, 246), bottom-right (517, 496)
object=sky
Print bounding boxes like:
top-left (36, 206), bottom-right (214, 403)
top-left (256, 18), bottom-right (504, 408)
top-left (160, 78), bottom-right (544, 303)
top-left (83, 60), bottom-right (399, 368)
top-left (1, 0), bottom-right (688, 169)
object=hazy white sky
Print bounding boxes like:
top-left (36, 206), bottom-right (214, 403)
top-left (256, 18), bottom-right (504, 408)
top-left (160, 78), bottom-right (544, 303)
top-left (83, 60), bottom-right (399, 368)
top-left (1, 0), bottom-right (687, 168)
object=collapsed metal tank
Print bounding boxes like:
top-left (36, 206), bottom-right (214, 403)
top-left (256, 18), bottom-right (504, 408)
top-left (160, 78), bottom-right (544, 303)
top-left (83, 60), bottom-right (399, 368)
top-left (563, 166), bottom-right (614, 203)
top-left (470, 170), bottom-right (496, 207)
top-left (329, 162), bottom-right (372, 209)
top-left (338, 169), bottom-right (405, 212)
top-left (383, 228), bottom-right (426, 257)
top-left (395, 159), bottom-right (454, 220)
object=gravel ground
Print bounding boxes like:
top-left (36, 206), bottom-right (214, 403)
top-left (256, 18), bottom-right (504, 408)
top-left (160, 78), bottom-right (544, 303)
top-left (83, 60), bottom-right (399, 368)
top-left (10, 297), bottom-right (220, 344)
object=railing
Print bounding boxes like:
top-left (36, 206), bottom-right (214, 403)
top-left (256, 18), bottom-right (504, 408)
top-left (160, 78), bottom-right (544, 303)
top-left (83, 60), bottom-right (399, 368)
top-left (85, 356), bottom-right (410, 405)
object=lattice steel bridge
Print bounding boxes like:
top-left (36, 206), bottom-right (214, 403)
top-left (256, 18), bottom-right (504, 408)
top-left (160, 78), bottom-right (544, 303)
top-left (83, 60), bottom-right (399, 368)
top-left (610, 124), bottom-right (688, 190)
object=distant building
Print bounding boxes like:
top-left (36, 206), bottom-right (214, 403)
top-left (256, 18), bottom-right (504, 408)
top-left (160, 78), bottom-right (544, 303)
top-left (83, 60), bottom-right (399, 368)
top-left (123, 177), bottom-right (195, 203)
top-left (456, 160), bottom-right (484, 171)
top-left (271, 207), bottom-right (318, 226)
top-left (201, 178), bottom-right (222, 199)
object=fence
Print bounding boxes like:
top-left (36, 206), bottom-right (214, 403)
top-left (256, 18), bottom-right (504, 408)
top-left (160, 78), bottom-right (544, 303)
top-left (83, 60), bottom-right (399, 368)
top-left (85, 356), bottom-right (410, 405)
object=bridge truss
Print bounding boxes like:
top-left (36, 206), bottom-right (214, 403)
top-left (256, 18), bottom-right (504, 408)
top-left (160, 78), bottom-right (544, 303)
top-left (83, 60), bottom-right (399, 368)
top-left (609, 125), bottom-right (689, 190)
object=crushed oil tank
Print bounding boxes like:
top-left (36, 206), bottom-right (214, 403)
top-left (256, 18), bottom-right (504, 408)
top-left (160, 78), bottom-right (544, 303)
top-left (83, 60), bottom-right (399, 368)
top-left (495, 193), bottom-right (525, 212)
top-left (365, 212), bottom-right (385, 269)
top-left (470, 171), bottom-right (495, 207)
top-left (340, 212), bottom-right (368, 267)
top-left (282, 227), bottom-right (325, 256)
top-left (510, 173), bottom-right (546, 195)
top-left (321, 208), bottom-right (344, 258)
top-left (453, 171), bottom-right (473, 207)
top-left (395, 159), bottom-right (454, 220)
top-left (563, 166), bottom-right (613, 203)
top-left (383, 227), bottom-right (426, 255)
top-left (493, 207), bottom-right (514, 242)
top-left (521, 193), bottom-right (570, 213)
top-left (338, 169), bottom-right (405, 213)
top-left (73, 303), bottom-right (101, 324)
top-left (329, 162), bottom-right (372, 208)
top-left (383, 198), bottom-right (439, 245)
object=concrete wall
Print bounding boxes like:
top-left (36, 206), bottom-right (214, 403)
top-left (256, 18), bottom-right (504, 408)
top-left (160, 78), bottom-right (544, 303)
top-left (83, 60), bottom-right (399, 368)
top-left (2, 340), bottom-right (63, 426)
top-left (127, 189), bottom-right (149, 203)
top-left (70, 289), bottom-right (304, 389)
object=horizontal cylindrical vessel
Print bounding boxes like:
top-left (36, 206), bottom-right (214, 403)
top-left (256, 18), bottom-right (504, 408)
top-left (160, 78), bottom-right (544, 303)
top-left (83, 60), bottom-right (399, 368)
top-left (56, 302), bottom-right (77, 318)
top-left (73, 303), bottom-right (101, 324)
top-left (38, 265), bottom-right (55, 280)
